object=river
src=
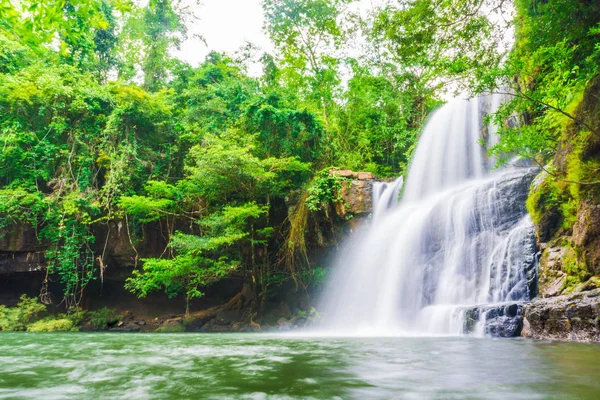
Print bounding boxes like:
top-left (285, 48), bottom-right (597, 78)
top-left (0, 333), bottom-right (599, 399)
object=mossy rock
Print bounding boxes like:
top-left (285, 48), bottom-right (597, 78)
top-left (155, 319), bottom-right (185, 333)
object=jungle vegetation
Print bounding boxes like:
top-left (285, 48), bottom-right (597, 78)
top-left (0, 0), bottom-right (598, 313)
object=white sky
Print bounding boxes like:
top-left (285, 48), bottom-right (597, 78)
top-left (173, 0), bottom-right (272, 75)
top-left (172, 0), bottom-right (385, 76)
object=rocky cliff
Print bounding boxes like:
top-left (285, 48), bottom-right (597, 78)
top-left (523, 75), bottom-right (600, 342)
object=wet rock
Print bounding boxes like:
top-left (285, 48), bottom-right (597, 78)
top-left (572, 202), bottom-right (600, 246)
top-left (544, 274), bottom-right (567, 297)
top-left (199, 319), bottom-right (233, 332)
top-left (572, 202), bottom-right (600, 275)
top-left (463, 303), bottom-right (525, 337)
top-left (277, 317), bottom-right (292, 331)
top-left (523, 288), bottom-right (600, 342)
top-left (0, 223), bottom-right (46, 275)
top-left (110, 323), bottom-right (141, 332)
top-left (291, 317), bottom-right (308, 329)
top-left (184, 314), bottom-right (215, 331)
top-left (215, 310), bottom-right (242, 325)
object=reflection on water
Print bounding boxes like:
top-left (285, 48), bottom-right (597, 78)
top-left (0, 333), bottom-right (599, 399)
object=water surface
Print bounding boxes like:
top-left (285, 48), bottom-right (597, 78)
top-left (0, 333), bottom-right (599, 399)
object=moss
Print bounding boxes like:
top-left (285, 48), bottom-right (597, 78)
top-left (527, 172), bottom-right (571, 239)
top-left (561, 245), bottom-right (590, 292)
top-left (567, 276), bottom-right (600, 294)
top-left (526, 176), bottom-right (554, 226)
top-left (155, 320), bottom-right (185, 333)
top-left (285, 190), bottom-right (310, 280)
top-left (27, 318), bottom-right (78, 332)
top-left (88, 307), bottom-right (122, 330)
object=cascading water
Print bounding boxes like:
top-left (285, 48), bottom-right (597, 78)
top-left (319, 94), bottom-right (538, 336)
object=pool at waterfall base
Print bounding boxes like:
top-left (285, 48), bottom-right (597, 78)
top-left (1, 332), bottom-right (599, 399)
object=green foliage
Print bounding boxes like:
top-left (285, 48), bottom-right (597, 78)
top-left (27, 318), bottom-right (78, 332)
top-left (295, 307), bottom-right (322, 324)
top-left (480, 0), bottom-right (600, 164)
top-left (305, 170), bottom-right (345, 212)
top-left (2, 0), bottom-right (531, 315)
top-left (0, 295), bottom-right (46, 331)
top-left (126, 203), bottom-right (267, 314)
top-left (562, 246), bottom-right (589, 290)
top-left (263, 0), bottom-right (348, 124)
top-left (88, 307), bottom-right (123, 330)
top-left (300, 267), bottom-right (328, 286)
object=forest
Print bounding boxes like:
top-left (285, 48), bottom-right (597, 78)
top-left (0, 0), bottom-right (599, 329)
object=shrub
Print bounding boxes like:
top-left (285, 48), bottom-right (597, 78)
top-left (305, 169), bottom-right (346, 212)
top-left (27, 318), bottom-right (78, 332)
top-left (0, 295), bottom-right (46, 331)
top-left (88, 307), bottom-right (123, 330)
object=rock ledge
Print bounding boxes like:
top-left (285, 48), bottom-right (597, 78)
top-left (523, 288), bottom-right (600, 342)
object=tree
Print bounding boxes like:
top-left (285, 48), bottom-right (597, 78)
top-left (263, 0), bottom-right (350, 129)
top-left (126, 204), bottom-right (266, 317)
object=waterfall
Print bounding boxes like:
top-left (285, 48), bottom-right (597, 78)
top-left (319, 95), bottom-right (537, 336)
top-left (372, 177), bottom-right (403, 222)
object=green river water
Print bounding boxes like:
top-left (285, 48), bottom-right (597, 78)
top-left (0, 333), bottom-right (599, 399)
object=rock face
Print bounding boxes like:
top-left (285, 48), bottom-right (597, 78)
top-left (0, 251), bottom-right (45, 275)
top-left (335, 180), bottom-right (374, 216)
top-left (572, 201), bottom-right (600, 276)
top-left (464, 303), bottom-right (525, 338)
top-left (330, 168), bottom-right (377, 217)
top-left (0, 219), bottom-right (169, 277)
top-left (0, 223), bottom-right (46, 275)
top-left (523, 289), bottom-right (600, 342)
top-left (522, 75), bottom-right (600, 342)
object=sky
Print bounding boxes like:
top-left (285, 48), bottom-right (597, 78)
top-left (173, 0), bottom-right (273, 75)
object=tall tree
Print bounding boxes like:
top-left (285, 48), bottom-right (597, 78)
top-left (263, 0), bottom-right (351, 129)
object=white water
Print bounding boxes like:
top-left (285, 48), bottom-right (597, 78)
top-left (320, 95), bottom-right (536, 336)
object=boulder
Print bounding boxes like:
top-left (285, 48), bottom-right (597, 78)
top-left (463, 303), bottom-right (525, 338)
top-left (329, 169), bottom-right (358, 179)
top-left (357, 172), bottom-right (376, 180)
top-left (523, 288), bottom-right (600, 342)
top-left (155, 318), bottom-right (185, 333)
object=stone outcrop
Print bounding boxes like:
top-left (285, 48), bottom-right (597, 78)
top-left (0, 223), bottom-right (46, 275)
top-left (335, 180), bottom-right (374, 216)
top-left (330, 168), bottom-right (378, 217)
top-left (0, 219), bottom-right (170, 277)
top-left (464, 303), bottom-right (525, 338)
top-left (523, 75), bottom-right (600, 341)
top-left (571, 201), bottom-right (600, 276)
top-left (523, 289), bottom-right (600, 342)
top-left (0, 252), bottom-right (44, 275)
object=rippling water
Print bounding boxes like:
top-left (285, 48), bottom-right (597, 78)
top-left (0, 333), bottom-right (599, 399)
